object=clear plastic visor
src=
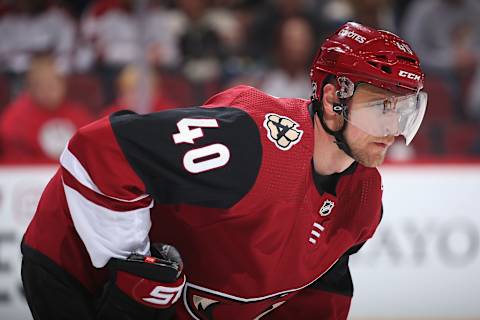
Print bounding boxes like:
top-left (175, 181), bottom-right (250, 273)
top-left (346, 91), bottom-right (428, 145)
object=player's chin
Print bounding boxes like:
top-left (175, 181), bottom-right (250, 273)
top-left (356, 148), bottom-right (388, 167)
top-left (366, 155), bottom-right (386, 167)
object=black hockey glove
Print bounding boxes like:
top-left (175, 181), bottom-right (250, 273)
top-left (96, 243), bottom-right (185, 320)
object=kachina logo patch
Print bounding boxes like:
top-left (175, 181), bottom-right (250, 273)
top-left (263, 113), bottom-right (303, 151)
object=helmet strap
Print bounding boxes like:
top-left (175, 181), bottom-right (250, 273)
top-left (312, 95), bottom-right (355, 158)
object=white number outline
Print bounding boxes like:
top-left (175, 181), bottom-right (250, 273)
top-left (172, 118), bottom-right (230, 174)
top-left (173, 118), bottom-right (219, 144)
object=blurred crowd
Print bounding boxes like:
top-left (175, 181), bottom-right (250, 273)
top-left (0, 0), bottom-right (479, 163)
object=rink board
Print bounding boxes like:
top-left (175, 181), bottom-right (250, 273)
top-left (0, 165), bottom-right (479, 319)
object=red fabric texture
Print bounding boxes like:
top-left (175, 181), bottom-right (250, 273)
top-left (263, 288), bottom-right (352, 320)
top-left (67, 115), bottom-right (147, 201)
top-left (61, 167), bottom-right (152, 212)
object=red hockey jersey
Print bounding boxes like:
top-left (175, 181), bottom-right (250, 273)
top-left (23, 85), bottom-right (383, 319)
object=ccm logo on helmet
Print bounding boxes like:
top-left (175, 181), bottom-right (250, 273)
top-left (398, 70), bottom-right (421, 81)
top-left (338, 28), bottom-right (366, 44)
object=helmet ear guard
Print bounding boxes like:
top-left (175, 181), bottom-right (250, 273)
top-left (336, 76), bottom-right (355, 99)
top-left (311, 76), bottom-right (355, 158)
top-left (332, 76), bottom-right (355, 116)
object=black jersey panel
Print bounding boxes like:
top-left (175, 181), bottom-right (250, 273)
top-left (312, 161), bottom-right (358, 196)
top-left (309, 255), bottom-right (354, 297)
top-left (109, 107), bottom-right (262, 209)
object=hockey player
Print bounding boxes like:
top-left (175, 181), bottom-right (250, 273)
top-left (21, 22), bottom-right (427, 319)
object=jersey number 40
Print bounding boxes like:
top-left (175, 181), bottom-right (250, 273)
top-left (172, 118), bottom-right (230, 174)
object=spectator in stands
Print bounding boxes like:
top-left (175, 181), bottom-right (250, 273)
top-left (0, 0), bottom-right (75, 94)
top-left (467, 70), bottom-right (480, 120)
top-left (82, 0), bottom-right (182, 68)
top-left (81, 0), bottom-right (141, 68)
top-left (176, 0), bottom-right (225, 84)
top-left (81, 0), bottom-right (139, 104)
top-left (314, 0), bottom-right (395, 38)
top-left (402, 0), bottom-right (480, 119)
top-left (81, 0), bottom-right (183, 103)
top-left (145, 1), bottom-right (186, 69)
top-left (260, 16), bottom-right (315, 98)
top-left (215, 1), bottom-right (264, 89)
top-left (102, 64), bottom-right (173, 116)
top-left (0, 55), bottom-right (93, 163)
top-left (347, 0), bottom-right (395, 31)
top-left (247, 0), bottom-right (325, 65)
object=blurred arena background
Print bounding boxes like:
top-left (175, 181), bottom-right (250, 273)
top-left (0, 0), bottom-right (479, 319)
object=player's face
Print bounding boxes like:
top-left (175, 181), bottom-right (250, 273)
top-left (344, 85), bottom-right (396, 167)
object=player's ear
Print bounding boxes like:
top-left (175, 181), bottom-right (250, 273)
top-left (322, 83), bottom-right (338, 117)
top-left (318, 83), bottom-right (344, 132)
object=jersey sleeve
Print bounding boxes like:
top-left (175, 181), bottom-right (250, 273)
top-left (59, 106), bottom-right (262, 268)
top-left (109, 107), bottom-right (261, 207)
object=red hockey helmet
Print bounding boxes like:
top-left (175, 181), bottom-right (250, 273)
top-left (310, 21), bottom-right (425, 96)
top-left (310, 22), bottom-right (427, 145)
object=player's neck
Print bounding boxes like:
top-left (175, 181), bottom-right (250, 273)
top-left (312, 115), bottom-right (354, 176)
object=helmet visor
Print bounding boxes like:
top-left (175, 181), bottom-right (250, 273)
top-left (346, 91), bottom-right (428, 145)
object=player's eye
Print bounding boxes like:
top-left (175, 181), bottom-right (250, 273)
top-left (382, 99), bottom-right (389, 112)
top-left (382, 98), bottom-right (397, 113)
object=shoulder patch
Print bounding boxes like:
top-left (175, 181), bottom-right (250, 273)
top-left (263, 113), bottom-right (303, 151)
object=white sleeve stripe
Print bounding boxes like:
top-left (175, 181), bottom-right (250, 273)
top-left (60, 146), bottom-right (101, 193)
top-left (60, 146), bottom-right (150, 203)
top-left (63, 183), bottom-right (153, 268)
